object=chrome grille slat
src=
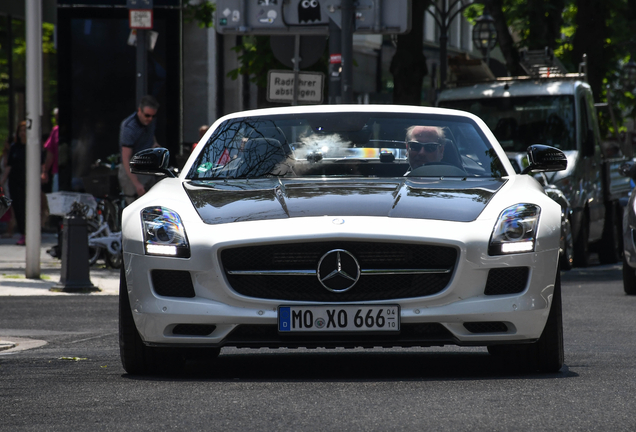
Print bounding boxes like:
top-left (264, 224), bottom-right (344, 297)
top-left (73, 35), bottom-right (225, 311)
top-left (227, 268), bottom-right (452, 276)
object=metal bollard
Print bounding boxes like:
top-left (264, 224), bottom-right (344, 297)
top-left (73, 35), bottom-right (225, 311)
top-left (50, 210), bottom-right (99, 293)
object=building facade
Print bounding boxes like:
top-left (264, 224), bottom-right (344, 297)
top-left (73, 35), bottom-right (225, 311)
top-left (0, 1), bottom-right (501, 192)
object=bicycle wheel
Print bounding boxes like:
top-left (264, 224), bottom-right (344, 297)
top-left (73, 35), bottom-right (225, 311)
top-left (101, 198), bottom-right (122, 269)
top-left (87, 218), bottom-right (103, 266)
top-left (106, 237), bottom-right (123, 269)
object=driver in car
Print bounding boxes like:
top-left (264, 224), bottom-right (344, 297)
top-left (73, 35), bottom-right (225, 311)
top-left (406, 125), bottom-right (446, 170)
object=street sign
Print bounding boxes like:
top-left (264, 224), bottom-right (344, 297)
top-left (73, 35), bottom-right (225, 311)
top-left (282, 0), bottom-right (334, 26)
top-left (267, 70), bottom-right (324, 104)
top-left (270, 35), bottom-right (327, 69)
top-left (215, 0), bottom-right (410, 35)
top-left (129, 10), bottom-right (153, 29)
top-left (216, 0), bottom-right (294, 34)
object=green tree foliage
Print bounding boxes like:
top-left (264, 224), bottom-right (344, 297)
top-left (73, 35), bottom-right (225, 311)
top-left (226, 36), bottom-right (287, 90)
top-left (183, 0), bottom-right (216, 29)
top-left (467, 0), bottom-right (636, 132)
top-left (227, 35), bottom-right (329, 107)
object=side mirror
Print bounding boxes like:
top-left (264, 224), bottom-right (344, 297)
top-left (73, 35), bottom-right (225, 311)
top-left (521, 144), bottom-right (567, 174)
top-left (129, 147), bottom-right (176, 178)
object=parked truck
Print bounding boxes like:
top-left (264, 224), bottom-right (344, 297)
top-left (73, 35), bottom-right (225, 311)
top-left (437, 52), bottom-right (632, 267)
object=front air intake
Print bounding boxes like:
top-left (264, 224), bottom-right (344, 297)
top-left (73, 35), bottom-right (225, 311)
top-left (484, 267), bottom-right (529, 295)
top-left (463, 322), bottom-right (508, 333)
top-left (172, 324), bottom-right (216, 336)
top-left (151, 270), bottom-right (195, 298)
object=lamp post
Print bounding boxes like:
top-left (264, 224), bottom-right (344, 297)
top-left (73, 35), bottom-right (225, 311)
top-left (427, 0), bottom-right (473, 93)
top-left (472, 13), bottom-right (497, 70)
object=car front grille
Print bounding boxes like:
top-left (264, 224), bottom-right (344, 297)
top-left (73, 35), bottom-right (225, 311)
top-left (221, 242), bottom-right (457, 302)
top-left (151, 270), bottom-right (195, 298)
top-left (484, 267), bottom-right (529, 295)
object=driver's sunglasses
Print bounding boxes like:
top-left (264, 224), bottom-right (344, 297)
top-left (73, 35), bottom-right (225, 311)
top-left (407, 141), bottom-right (443, 152)
top-left (143, 112), bottom-right (156, 118)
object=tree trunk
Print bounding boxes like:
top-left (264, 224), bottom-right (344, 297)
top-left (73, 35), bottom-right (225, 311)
top-left (572, 0), bottom-right (608, 101)
top-left (484, 0), bottom-right (524, 76)
top-left (526, 0), bottom-right (565, 50)
top-left (390, 0), bottom-right (430, 105)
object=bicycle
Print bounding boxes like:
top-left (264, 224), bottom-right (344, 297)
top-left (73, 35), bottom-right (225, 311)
top-left (88, 198), bottom-right (123, 268)
top-left (82, 156), bottom-right (127, 268)
top-left (47, 156), bottom-right (126, 269)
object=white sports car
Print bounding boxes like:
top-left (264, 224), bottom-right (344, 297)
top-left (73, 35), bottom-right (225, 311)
top-left (119, 105), bottom-right (567, 374)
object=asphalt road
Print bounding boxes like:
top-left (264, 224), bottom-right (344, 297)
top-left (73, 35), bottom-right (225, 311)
top-left (1, 264), bottom-right (635, 431)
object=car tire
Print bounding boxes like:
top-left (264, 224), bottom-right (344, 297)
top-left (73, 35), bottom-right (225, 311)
top-left (573, 213), bottom-right (590, 267)
top-left (119, 267), bottom-right (184, 375)
top-left (487, 270), bottom-right (564, 373)
top-left (560, 217), bottom-right (574, 271)
top-left (622, 255), bottom-right (636, 295)
top-left (528, 270), bottom-right (564, 373)
top-left (599, 203), bottom-right (621, 265)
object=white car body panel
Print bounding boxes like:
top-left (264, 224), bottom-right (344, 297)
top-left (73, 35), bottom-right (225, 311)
top-left (123, 171), bottom-right (561, 347)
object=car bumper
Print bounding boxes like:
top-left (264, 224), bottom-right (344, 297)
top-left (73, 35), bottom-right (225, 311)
top-left (123, 216), bottom-right (560, 349)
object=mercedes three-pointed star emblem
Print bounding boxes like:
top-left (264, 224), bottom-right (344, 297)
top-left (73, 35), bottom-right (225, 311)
top-left (317, 249), bottom-right (361, 293)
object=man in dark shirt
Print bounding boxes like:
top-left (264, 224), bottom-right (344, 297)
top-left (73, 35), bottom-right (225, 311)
top-left (118, 95), bottom-right (160, 204)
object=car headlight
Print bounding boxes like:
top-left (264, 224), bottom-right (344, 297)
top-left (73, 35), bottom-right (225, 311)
top-left (489, 204), bottom-right (540, 255)
top-left (142, 207), bottom-right (190, 258)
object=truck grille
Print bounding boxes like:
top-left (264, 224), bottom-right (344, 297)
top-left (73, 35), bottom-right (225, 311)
top-left (221, 242), bottom-right (457, 302)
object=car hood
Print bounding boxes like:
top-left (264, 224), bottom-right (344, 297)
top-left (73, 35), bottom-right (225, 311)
top-left (184, 178), bottom-right (506, 225)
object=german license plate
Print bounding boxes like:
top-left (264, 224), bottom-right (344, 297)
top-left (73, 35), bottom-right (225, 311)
top-left (278, 305), bottom-right (400, 332)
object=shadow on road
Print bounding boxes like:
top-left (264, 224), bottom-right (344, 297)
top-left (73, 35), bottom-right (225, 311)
top-left (561, 264), bottom-right (622, 284)
top-left (123, 350), bottom-right (578, 382)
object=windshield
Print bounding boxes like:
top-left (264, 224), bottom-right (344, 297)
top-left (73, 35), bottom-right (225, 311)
top-left (187, 112), bottom-right (506, 180)
top-left (440, 96), bottom-right (576, 152)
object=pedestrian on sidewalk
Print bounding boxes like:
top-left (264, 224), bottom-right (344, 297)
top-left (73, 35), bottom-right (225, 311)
top-left (0, 121), bottom-right (27, 245)
top-left (191, 124), bottom-right (209, 153)
top-left (41, 107), bottom-right (60, 192)
top-left (118, 95), bottom-right (160, 205)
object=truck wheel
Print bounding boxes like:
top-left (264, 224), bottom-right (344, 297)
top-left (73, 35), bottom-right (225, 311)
top-left (622, 255), bottom-right (636, 295)
top-left (119, 267), bottom-right (184, 375)
top-left (573, 214), bottom-right (590, 267)
top-left (599, 203), bottom-right (621, 264)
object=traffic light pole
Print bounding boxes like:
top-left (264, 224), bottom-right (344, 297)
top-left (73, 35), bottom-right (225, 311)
top-left (136, 29), bottom-right (148, 104)
top-left (328, 18), bottom-right (342, 104)
top-left (292, 34), bottom-right (301, 106)
top-left (341, 0), bottom-right (354, 103)
top-left (25, 0), bottom-right (42, 278)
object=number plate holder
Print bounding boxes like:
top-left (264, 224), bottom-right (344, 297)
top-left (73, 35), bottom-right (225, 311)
top-left (278, 305), bottom-right (400, 333)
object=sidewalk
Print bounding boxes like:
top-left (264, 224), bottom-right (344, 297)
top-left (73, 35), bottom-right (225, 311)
top-left (0, 232), bottom-right (119, 297)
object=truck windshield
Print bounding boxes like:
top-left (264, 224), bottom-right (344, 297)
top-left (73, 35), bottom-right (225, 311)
top-left (440, 96), bottom-right (576, 152)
